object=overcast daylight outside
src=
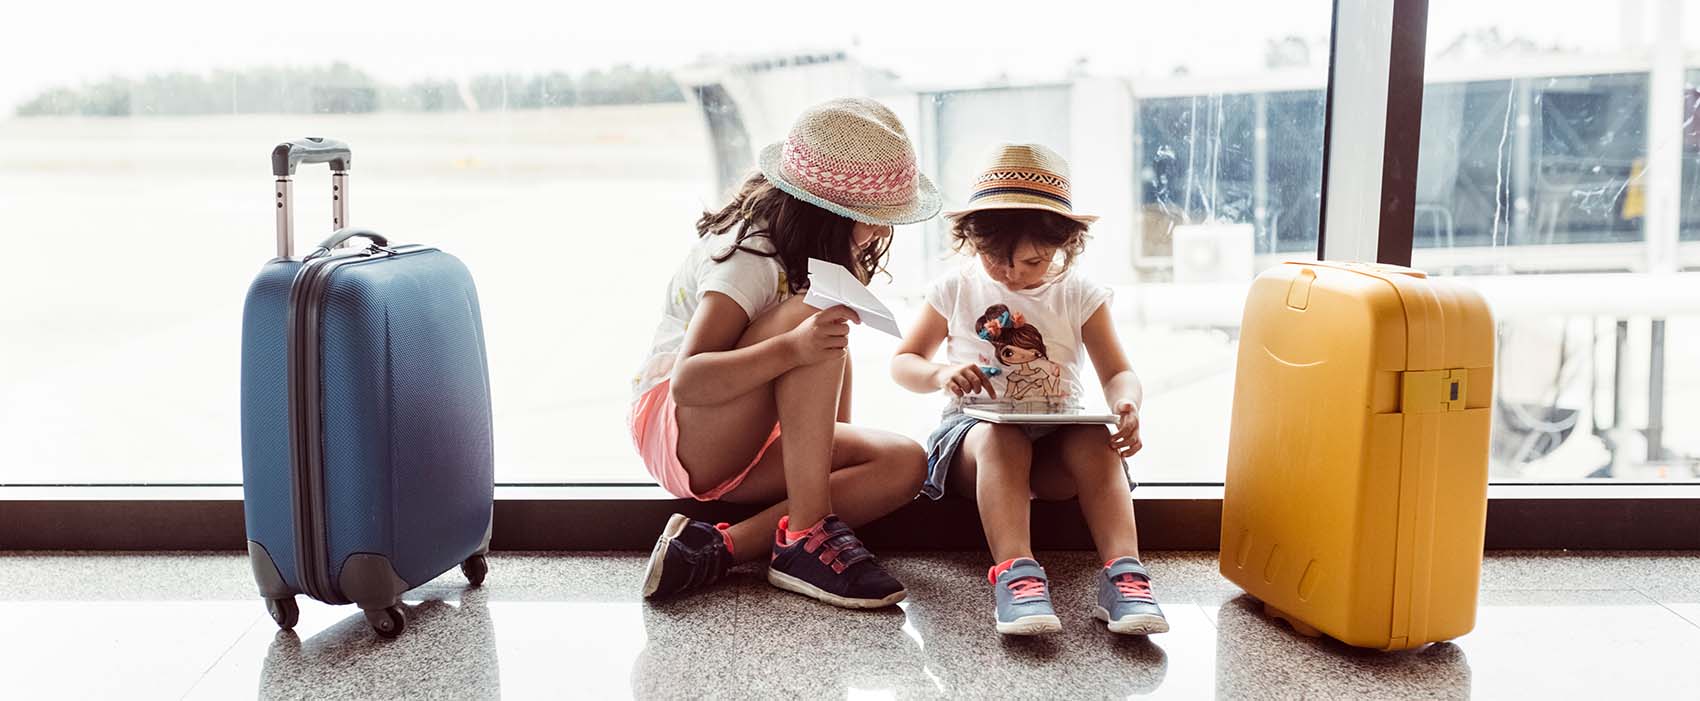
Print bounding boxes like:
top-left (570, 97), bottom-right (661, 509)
top-left (3, 0), bottom-right (1698, 486)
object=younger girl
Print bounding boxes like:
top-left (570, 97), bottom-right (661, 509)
top-left (633, 99), bottom-right (940, 608)
top-left (891, 144), bottom-right (1168, 635)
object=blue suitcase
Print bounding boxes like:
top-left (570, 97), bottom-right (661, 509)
top-left (241, 138), bottom-right (494, 638)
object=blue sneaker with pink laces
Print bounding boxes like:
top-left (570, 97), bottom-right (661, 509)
top-left (1095, 557), bottom-right (1170, 635)
top-left (990, 558), bottom-right (1062, 635)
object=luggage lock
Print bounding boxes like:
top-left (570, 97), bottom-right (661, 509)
top-left (1400, 369), bottom-right (1468, 414)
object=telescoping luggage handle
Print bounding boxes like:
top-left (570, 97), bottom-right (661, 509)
top-left (272, 137), bottom-right (353, 259)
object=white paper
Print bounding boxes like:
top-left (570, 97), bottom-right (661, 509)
top-left (802, 258), bottom-right (903, 338)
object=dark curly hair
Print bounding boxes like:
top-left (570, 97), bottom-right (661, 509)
top-left (696, 172), bottom-right (890, 293)
top-left (950, 208), bottom-right (1089, 270)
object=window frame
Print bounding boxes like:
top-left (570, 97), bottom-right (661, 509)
top-left (5, 0), bottom-right (1698, 551)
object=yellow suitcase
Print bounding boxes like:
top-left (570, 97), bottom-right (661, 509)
top-left (1219, 260), bottom-right (1495, 650)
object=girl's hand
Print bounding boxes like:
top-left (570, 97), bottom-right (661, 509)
top-left (786, 305), bottom-right (860, 366)
top-left (1110, 399), bottom-right (1143, 458)
top-left (934, 363), bottom-right (997, 398)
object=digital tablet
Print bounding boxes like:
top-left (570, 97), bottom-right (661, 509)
top-left (963, 406), bottom-right (1120, 425)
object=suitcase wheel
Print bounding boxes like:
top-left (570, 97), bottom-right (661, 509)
top-left (366, 605), bottom-right (407, 639)
top-left (460, 555), bottom-right (489, 587)
top-left (265, 597), bottom-right (299, 630)
top-left (1263, 602), bottom-right (1323, 638)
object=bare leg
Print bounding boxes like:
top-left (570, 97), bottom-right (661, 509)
top-left (771, 352), bottom-right (842, 528)
top-left (949, 423), bottom-right (1036, 563)
top-left (672, 295), bottom-right (921, 562)
top-left (718, 424), bottom-right (925, 562)
top-left (1032, 425), bottom-right (1140, 562)
top-left (673, 296), bottom-right (834, 497)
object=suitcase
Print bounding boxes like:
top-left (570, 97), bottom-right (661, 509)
top-left (1219, 260), bottom-right (1494, 650)
top-left (241, 137), bottom-right (495, 638)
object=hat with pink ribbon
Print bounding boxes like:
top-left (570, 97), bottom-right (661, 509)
top-left (758, 98), bottom-right (942, 226)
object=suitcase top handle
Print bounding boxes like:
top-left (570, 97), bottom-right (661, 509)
top-left (304, 228), bottom-right (391, 261)
top-left (272, 137), bottom-right (352, 177)
top-left (273, 137), bottom-right (353, 259)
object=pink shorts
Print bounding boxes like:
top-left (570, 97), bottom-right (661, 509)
top-left (629, 379), bottom-right (782, 501)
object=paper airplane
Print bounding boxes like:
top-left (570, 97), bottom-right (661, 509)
top-left (802, 258), bottom-right (903, 338)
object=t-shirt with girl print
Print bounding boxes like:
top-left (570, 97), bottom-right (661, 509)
top-left (924, 261), bottom-right (1113, 413)
top-left (633, 232), bottom-right (791, 399)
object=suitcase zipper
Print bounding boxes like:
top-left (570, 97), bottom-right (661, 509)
top-left (286, 244), bottom-right (426, 603)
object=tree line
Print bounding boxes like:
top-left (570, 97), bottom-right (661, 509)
top-left (15, 62), bottom-right (684, 117)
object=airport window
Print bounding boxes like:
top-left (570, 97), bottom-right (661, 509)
top-left (15, 3), bottom-right (1697, 489)
top-left (0, 2), bottom-right (1341, 487)
top-left (1416, 0), bottom-right (1700, 482)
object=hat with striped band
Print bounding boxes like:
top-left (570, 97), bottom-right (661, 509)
top-left (758, 98), bottom-right (942, 226)
top-left (944, 143), bottom-right (1098, 224)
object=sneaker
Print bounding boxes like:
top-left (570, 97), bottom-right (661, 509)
top-left (641, 513), bottom-right (735, 599)
top-left (1094, 557), bottom-right (1170, 635)
top-left (767, 514), bottom-right (906, 608)
top-left (989, 558), bottom-right (1063, 636)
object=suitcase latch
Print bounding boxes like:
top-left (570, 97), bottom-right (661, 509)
top-left (1401, 369), bottom-right (1468, 414)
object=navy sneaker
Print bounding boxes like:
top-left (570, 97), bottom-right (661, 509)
top-left (767, 514), bottom-right (906, 608)
top-left (1095, 557), bottom-right (1170, 635)
top-left (641, 513), bottom-right (735, 599)
top-left (990, 558), bottom-right (1063, 635)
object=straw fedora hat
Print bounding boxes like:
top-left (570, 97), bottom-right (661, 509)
top-left (944, 143), bottom-right (1098, 224)
top-left (758, 98), bottom-right (942, 226)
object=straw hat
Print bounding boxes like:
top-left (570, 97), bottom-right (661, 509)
top-left (944, 143), bottom-right (1098, 224)
top-left (758, 98), bottom-right (942, 226)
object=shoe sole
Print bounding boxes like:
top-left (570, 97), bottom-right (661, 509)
top-left (640, 513), bottom-right (691, 599)
top-left (767, 568), bottom-right (907, 609)
top-left (995, 614), bottom-right (1062, 636)
top-left (1093, 606), bottom-right (1170, 635)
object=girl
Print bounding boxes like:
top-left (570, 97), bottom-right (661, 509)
top-left (633, 98), bottom-right (941, 608)
top-left (891, 143), bottom-right (1168, 635)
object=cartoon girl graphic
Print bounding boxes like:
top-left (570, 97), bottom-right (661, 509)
top-left (976, 304), bottom-right (1062, 402)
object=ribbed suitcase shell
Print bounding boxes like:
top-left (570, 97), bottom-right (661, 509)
top-left (1220, 260), bottom-right (1494, 650)
top-left (240, 247), bottom-right (494, 605)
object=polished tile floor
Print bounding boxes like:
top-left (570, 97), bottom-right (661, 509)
top-left (3, 550), bottom-right (1698, 699)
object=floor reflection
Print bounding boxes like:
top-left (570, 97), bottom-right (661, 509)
top-left (1213, 594), bottom-right (1472, 699)
top-left (631, 583), bottom-right (933, 698)
top-left (836, 552), bottom-right (1181, 698)
top-left (14, 552), bottom-right (1690, 698)
top-left (260, 590), bottom-right (500, 700)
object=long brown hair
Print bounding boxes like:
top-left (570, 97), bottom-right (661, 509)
top-left (696, 173), bottom-right (890, 293)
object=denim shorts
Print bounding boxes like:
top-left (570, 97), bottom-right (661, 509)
top-left (920, 410), bottom-right (1135, 500)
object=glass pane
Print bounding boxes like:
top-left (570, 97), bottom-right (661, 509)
top-left (1418, 0), bottom-right (1700, 481)
top-left (0, 2), bottom-right (1331, 485)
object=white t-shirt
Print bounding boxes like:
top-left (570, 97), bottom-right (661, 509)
top-left (633, 232), bottom-right (791, 398)
top-left (924, 262), bottom-right (1113, 412)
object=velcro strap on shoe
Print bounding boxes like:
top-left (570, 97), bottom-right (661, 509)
top-left (817, 532), bottom-right (874, 573)
top-left (682, 544), bottom-right (728, 588)
top-left (1107, 558), bottom-right (1151, 580)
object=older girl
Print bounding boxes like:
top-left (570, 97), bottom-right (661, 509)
top-left (634, 99), bottom-right (940, 608)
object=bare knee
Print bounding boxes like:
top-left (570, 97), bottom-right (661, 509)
top-left (869, 431), bottom-right (927, 493)
top-left (737, 296), bottom-right (816, 348)
top-left (887, 441), bottom-right (927, 505)
top-left (838, 428), bottom-right (926, 495)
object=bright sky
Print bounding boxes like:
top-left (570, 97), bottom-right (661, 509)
top-left (0, 0), bottom-right (1689, 114)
